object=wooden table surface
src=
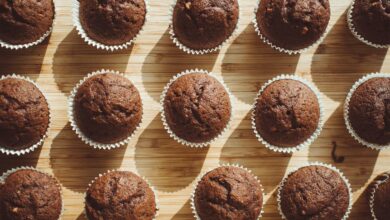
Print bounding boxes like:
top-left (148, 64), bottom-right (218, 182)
top-left (0, 0), bottom-right (389, 219)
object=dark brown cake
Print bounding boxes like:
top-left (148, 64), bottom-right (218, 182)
top-left (74, 73), bottom-right (143, 144)
top-left (256, 0), bottom-right (330, 50)
top-left (79, 0), bottom-right (147, 45)
top-left (371, 173), bottom-right (390, 220)
top-left (163, 73), bottom-right (231, 143)
top-left (85, 171), bottom-right (157, 220)
top-left (0, 169), bottom-right (62, 220)
top-left (194, 166), bottom-right (263, 220)
top-left (348, 77), bottom-right (390, 145)
top-left (172, 0), bottom-right (239, 50)
top-left (0, 78), bottom-right (50, 150)
top-left (254, 79), bottom-right (320, 148)
top-left (0, 0), bottom-right (54, 45)
top-left (280, 165), bottom-right (350, 220)
top-left (351, 0), bottom-right (390, 45)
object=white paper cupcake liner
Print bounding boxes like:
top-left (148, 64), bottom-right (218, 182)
top-left (168, 0), bottom-right (241, 55)
top-left (68, 69), bottom-right (143, 150)
top-left (252, 0), bottom-right (330, 55)
top-left (344, 73), bottom-right (390, 150)
top-left (0, 74), bottom-right (51, 156)
top-left (72, 0), bottom-right (149, 51)
top-left (160, 69), bottom-right (233, 148)
top-left (190, 164), bottom-right (265, 220)
top-left (0, 2), bottom-right (56, 50)
top-left (83, 169), bottom-right (160, 220)
top-left (0, 166), bottom-right (64, 220)
top-left (277, 162), bottom-right (353, 220)
top-left (251, 75), bottom-right (324, 154)
top-left (369, 172), bottom-right (390, 220)
top-left (347, 1), bottom-right (390, 49)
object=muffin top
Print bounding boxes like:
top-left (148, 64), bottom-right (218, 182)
top-left (256, 0), bottom-right (330, 50)
top-left (163, 73), bottom-right (231, 143)
top-left (79, 0), bottom-right (147, 45)
top-left (254, 79), bottom-right (320, 148)
top-left (0, 78), bottom-right (50, 150)
top-left (280, 165), bottom-right (350, 220)
top-left (85, 171), bottom-right (157, 220)
top-left (0, 169), bottom-right (62, 220)
top-left (348, 77), bottom-right (390, 146)
top-left (0, 0), bottom-right (54, 45)
top-left (172, 0), bottom-right (239, 50)
top-left (372, 173), bottom-right (390, 220)
top-left (194, 166), bottom-right (263, 220)
top-left (74, 73), bottom-right (143, 144)
top-left (351, 0), bottom-right (390, 45)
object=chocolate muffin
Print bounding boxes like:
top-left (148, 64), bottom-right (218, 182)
top-left (163, 73), bottom-right (231, 144)
top-left (194, 166), bottom-right (263, 220)
top-left (85, 171), bottom-right (157, 220)
top-left (79, 0), bottom-right (147, 45)
top-left (370, 173), bottom-right (390, 220)
top-left (0, 169), bottom-right (62, 220)
top-left (254, 79), bottom-right (320, 148)
top-left (172, 0), bottom-right (239, 50)
top-left (73, 73), bottom-right (142, 145)
top-left (347, 77), bottom-right (390, 146)
top-left (0, 0), bottom-right (55, 45)
top-left (351, 0), bottom-right (390, 46)
top-left (256, 0), bottom-right (330, 50)
top-left (0, 78), bottom-right (50, 151)
top-left (279, 165), bottom-right (350, 220)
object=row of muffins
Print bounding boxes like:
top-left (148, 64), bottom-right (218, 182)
top-left (2, 163), bottom-right (390, 220)
top-left (0, 71), bottom-right (389, 155)
top-left (0, 0), bottom-right (389, 52)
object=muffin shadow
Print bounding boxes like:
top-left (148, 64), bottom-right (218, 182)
top-left (49, 123), bottom-right (126, 193)
top-left (0, 145), bottom-right (42, 174)
top-left (221, 24), bottom-right (301, 104)
top-left (52, 28), bottom-right (133, 95)
top-left (171, 200), bottom-right (193, 220)
top-left (134, 114), bottom-right (209, 193)
top-left (141, 28), bottom-right (219, 102)
top-left (310, 10), bottom-right (388, 102)
top-left (349, 183), bottom-right (372, 220)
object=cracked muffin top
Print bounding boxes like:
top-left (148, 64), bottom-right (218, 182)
top-left (0, 78), bottom-right (50, 150)
top-left (194, 166), bottom-right (263, 220)
top-left (351, 0), bottom-right (390, 45)
top-left (371, 173), bottom-right (390, 220)
top-left (348, 77), bottom-right (390, 146)
top-left (85, 171), bottom-right (157, 220)
top-left (256, 0), bottom-right (330, 50)
top-left (0, 169), bottom-right (62, 220)
top-left (163, 73), bottom-right (231, 143)
top-left (74, 73), bottom-right (142, 144)
top-left (172, 0), bottom-right (239, 50)
top-left (280, 165), bottom-right (350, 220)
top-left (254, 79), bottom-right (320, 148)
top-left (79, 0), bottom-right (147, 45)
top-left (0, 0), bottom-right (54, 45)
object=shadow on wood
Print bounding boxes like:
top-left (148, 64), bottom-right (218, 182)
top-left (0, 143), bottom-right (42, 174)
top-left (171, 200), bottom-right (193, 220)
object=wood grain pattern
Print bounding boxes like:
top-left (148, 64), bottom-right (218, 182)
top-left (0, 0), bottom-right (389, 219)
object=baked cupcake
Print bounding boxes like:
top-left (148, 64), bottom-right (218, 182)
top-left (369, 172), bottom-right (390, 220)
top-left (161, 70), bottom-right (232, 147)
top-left (85, 171), bottom-right (157, 220)
top-left (0, 76), bottom-right (50, 155)
top-left (75, 0), bottom-right (147, 50)
top-left (278, 164), bottom-right (352, 220)
top-left (344, 74), bottom-right (390, 149)
top-left (170, 0), bottom-right (239, 54)
top-left (192, 165), bottom-right (263, 220)
top-left (0, 0), bottom-right (55, 49)
top-left (252, 76), bottom-right (323, 153)
top-left (254, 0), bottom-right (330, 54)
top-left (0, 168), bottom-right (62, 220)
top-left (348, 0), bottom-right (390, 48)
top-left (69, 71), bottom-right (143, 149)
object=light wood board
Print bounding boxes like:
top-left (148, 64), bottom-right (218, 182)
top-left (0, 0), bottom-right (389, 219)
